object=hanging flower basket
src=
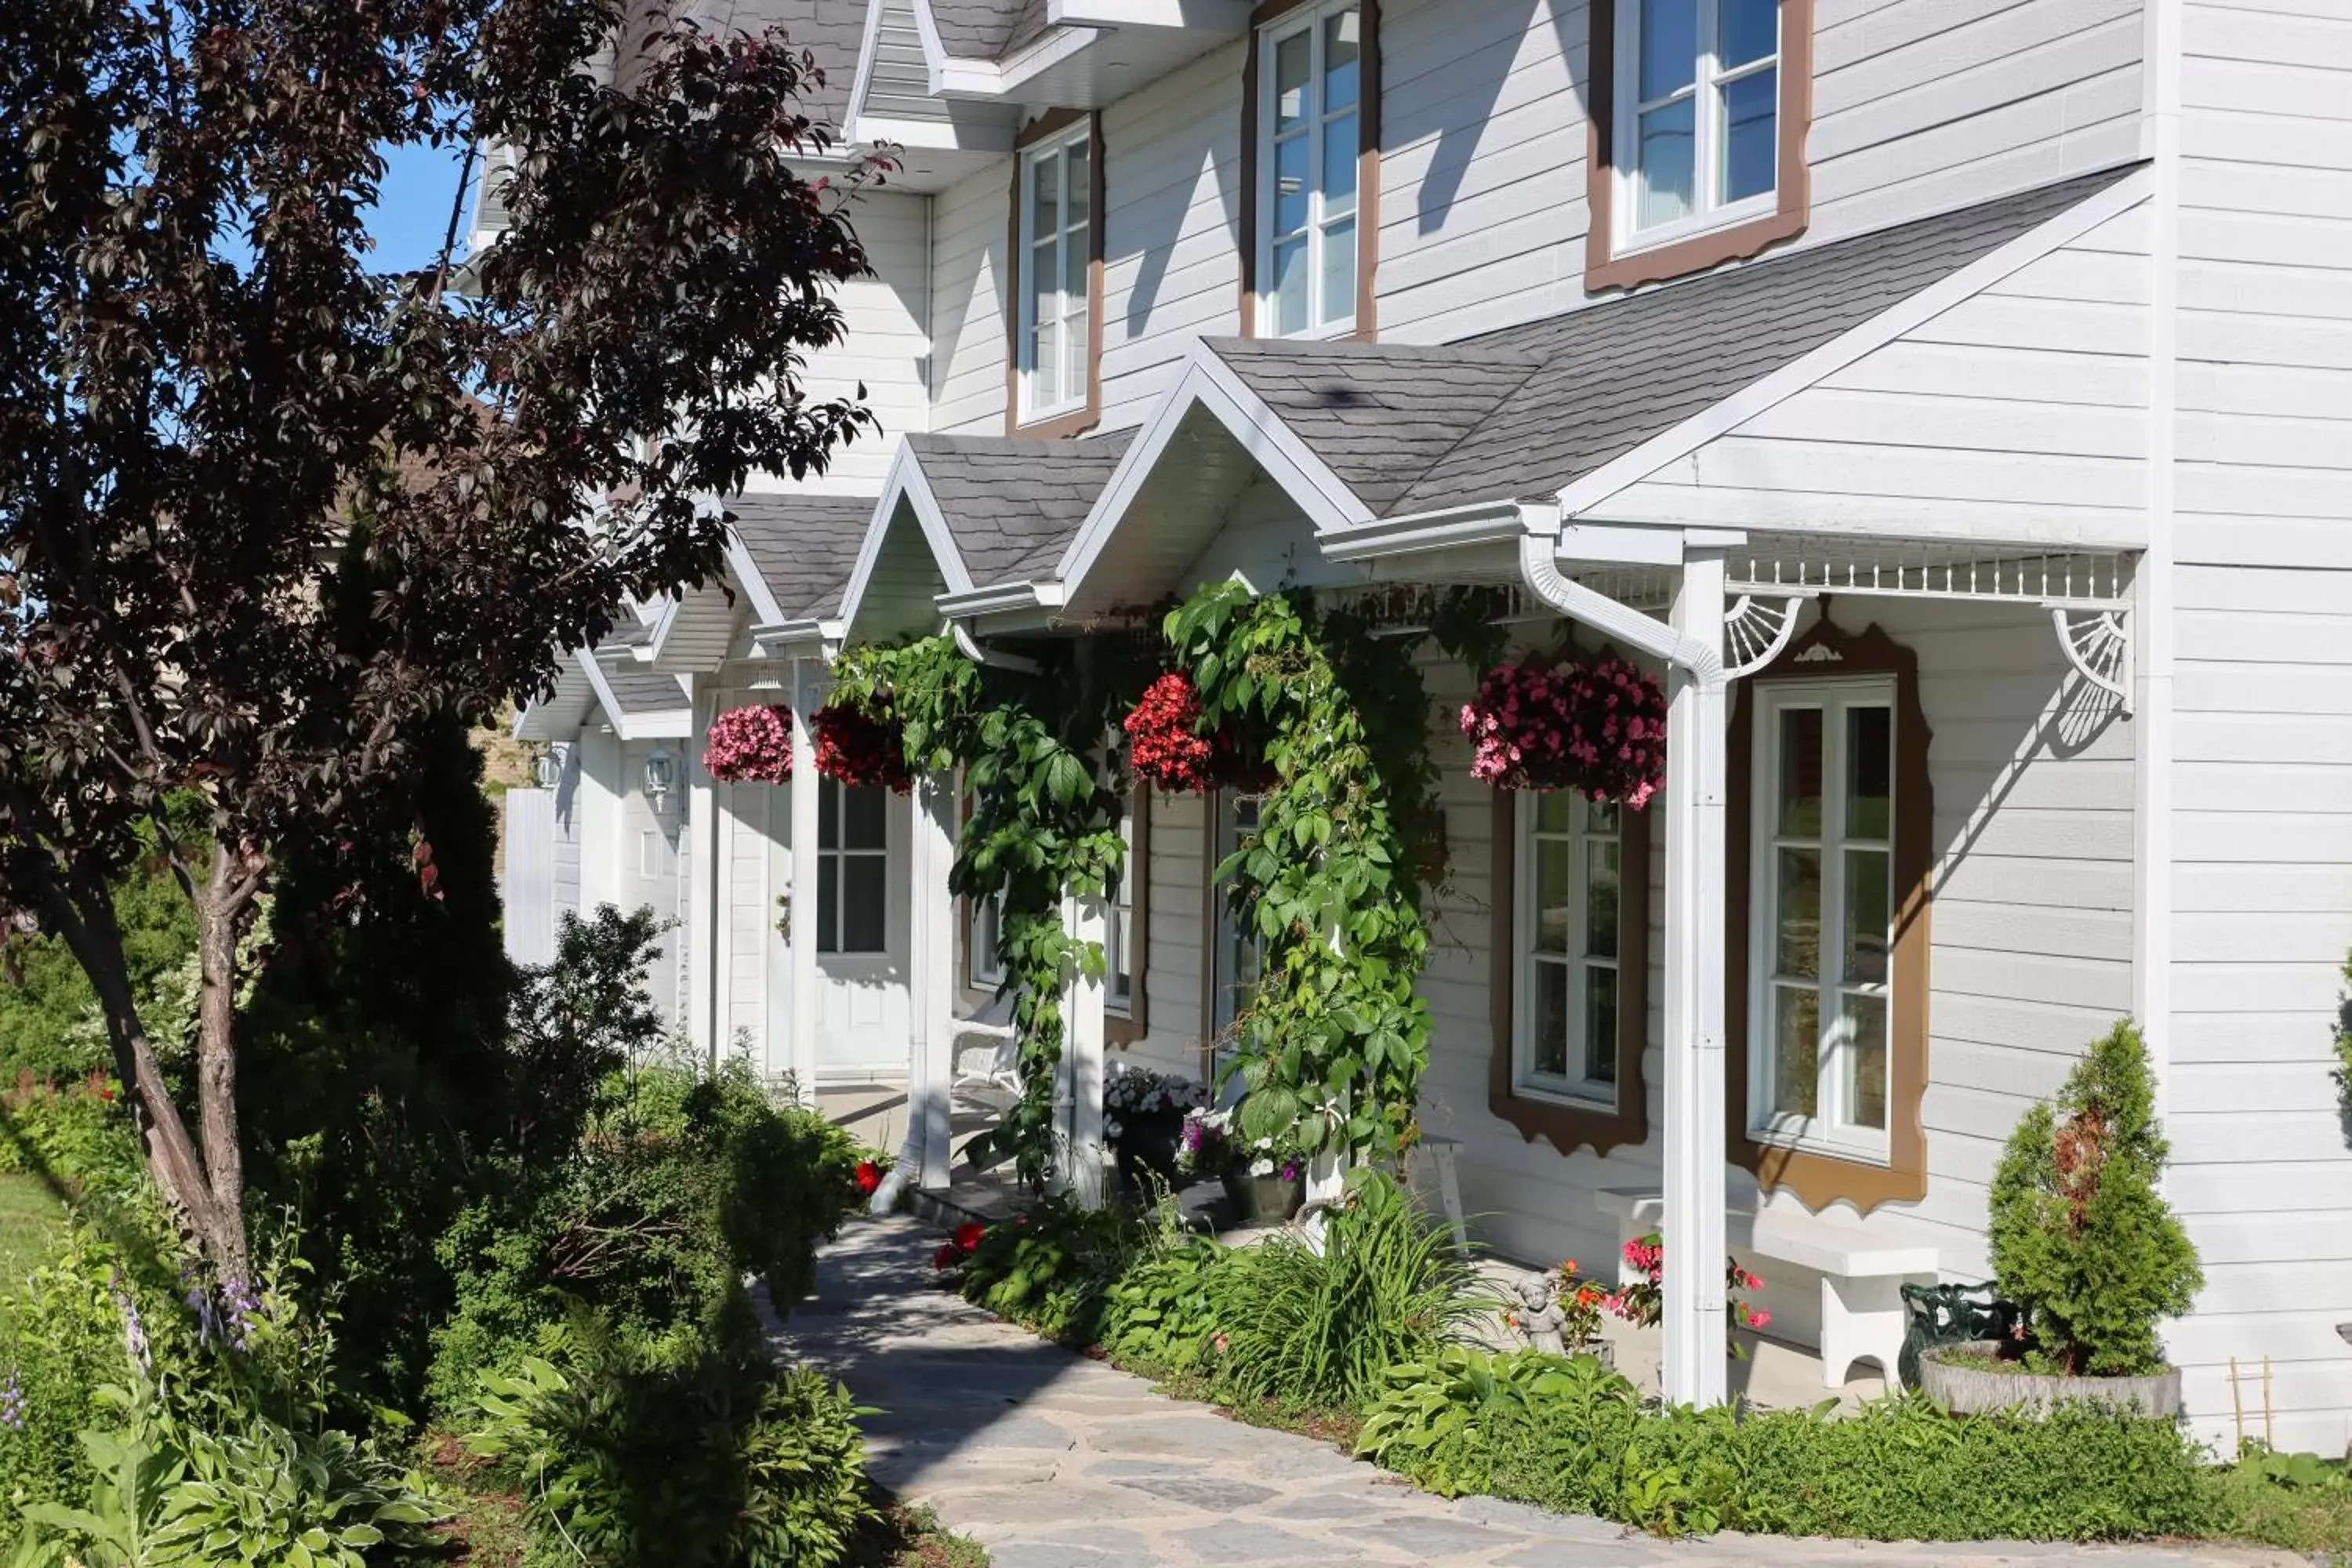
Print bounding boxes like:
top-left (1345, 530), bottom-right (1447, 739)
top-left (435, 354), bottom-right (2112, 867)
top-left (1122, 671), bottom-right (1275, 795)
top-left (1461, 656), bottom-right (1667, 808)
top-left (703, 704), bottom-right (794, 785)
top-left (814, 700), bottom-right (912, 793)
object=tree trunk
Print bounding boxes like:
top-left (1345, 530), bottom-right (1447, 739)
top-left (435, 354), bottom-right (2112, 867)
top-left (191, 843), bottom-right (250, 1281)
top-left (48, 864), bottom-right (245, 1272)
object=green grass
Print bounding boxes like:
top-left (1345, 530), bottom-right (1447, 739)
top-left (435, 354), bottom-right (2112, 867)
top-left (0, 1171), bottom-right (68, 1288)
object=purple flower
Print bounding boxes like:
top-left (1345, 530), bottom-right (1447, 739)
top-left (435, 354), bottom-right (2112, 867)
top-left (1, 1371), bottom-right (24, 1431)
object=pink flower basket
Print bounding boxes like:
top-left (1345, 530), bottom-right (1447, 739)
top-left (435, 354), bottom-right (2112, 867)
top-left (704, 705), bottom-right (793, 785)
top-left (1459, 656), bottom-right (1668, 808)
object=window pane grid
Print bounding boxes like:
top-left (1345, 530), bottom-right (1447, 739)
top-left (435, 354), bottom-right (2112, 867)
top-left (1620, 0), bottom-right (1779, 244)
top-left (1259, 3), bottom-right (1359, 336)
top-left (1018, 134), bottom-right (1090, 419)
top-left (818, 779), bottom-right (890, 956)
top-left (1518, 794), bottom-right (1620, 1105)
top-left (1753, 681), bottom-right (1893, 1158)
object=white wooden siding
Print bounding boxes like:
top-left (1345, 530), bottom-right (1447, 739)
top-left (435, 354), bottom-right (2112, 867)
top-left (1807, 0), bottom-right (2143, 243)
top-left (1374, 0), bottom-right (1592, 342)
top-left (2170, 0), bottom-right (2352, 1458)
top-left (743, 191), bottom-right (931, 493)
top-left (927, 168), bottom-right (1010, 436)
top-left (1595, 205), bottom-right (2152, 546)
top-left (1099, 41), bottom-right (1247, 431)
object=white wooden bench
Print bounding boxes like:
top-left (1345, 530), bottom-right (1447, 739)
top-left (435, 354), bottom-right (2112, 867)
top-left (1595, 1188), bottom-right (1941, 1388)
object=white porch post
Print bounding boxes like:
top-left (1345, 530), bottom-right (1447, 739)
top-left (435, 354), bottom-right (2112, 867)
top-left (787, 659), bottom-right (821, 1105)
top-left (684, 677), bottom-right (723, 1064)
top-left (910, 773), bottom-right (957, 1192)
top-left (1661, 554), bottom-right (1731, 1406)
top-left (1060, 891), bottom-right (1109, 1207)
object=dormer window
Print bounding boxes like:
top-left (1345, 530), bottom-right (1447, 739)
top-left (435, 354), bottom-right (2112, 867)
top-left (1006, 111), bottom-right (1103, 437)
top-left (1243, 0), bottom-right (1380, 340)
top-left (1587, 0), bottom-right (1811, 292)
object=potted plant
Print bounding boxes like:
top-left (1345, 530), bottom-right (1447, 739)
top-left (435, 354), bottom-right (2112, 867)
top-left (1922, 1021), bottom-right (2202, 1417)
top-left (1103, 1064), bottom-right (1203, 1192)
top-left (1225, 1136), bottom-right (1305, 1225)
top-left (1600, 1231), bottom-right (1771, 1357)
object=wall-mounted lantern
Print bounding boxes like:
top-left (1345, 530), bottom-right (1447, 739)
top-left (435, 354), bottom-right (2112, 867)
top-left (644, 747), bottom-right (677, 811)
top-left (533, 742), bottom-right (569, 790)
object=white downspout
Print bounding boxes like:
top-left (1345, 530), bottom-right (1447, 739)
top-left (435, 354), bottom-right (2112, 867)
top-left (1517, 534), bottom-right (1730, 1407)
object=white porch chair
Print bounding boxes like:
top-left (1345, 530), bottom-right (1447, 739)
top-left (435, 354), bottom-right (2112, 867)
top-left (949, 991), bottom-right (1020, 1101)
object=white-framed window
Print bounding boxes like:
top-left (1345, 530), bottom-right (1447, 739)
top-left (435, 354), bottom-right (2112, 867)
top-left (1613, 0), bottom-right (1780, 249)
top-left (1017, 125), bottom-right (1091, 422)
top-left (1209, 792), bottom-right (1264, 1065)
top-left (1514, 793), bottom-right (1623, 1106)
top-left (1106, 802), bottom-right (1137, 1018)
top-left (1748, 678), bottom-right (1893, 1160)
top-left (817, 777), bottom-right (889, 955)
top-left (1256, 0), bottom-right (1361, 338)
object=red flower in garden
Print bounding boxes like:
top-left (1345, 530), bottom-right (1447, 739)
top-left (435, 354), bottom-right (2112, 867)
top-left (853, 1160), bottom-right (884, 1196)
top-left (953, 1221), bottom-right (988, 1255)
top-left (934, 1243), bottom-right (960, 1272)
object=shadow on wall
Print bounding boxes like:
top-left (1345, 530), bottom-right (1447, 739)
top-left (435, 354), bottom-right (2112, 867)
top-left (1386, 0), bottom-right (1592, 239)
top-left (1120, 49), bottom-right (1245, 340)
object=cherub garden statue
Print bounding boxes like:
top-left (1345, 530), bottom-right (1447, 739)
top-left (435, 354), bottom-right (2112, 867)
top-left (1512, 1269), bottom-right (1569, 1356)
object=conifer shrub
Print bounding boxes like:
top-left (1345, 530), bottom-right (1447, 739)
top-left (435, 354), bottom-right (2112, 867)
top-left (1987, 1020), bottom-right (2202, 1377)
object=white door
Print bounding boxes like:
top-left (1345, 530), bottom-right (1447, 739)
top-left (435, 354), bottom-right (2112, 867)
top-left (769, 777), bottom-right (910, 1080)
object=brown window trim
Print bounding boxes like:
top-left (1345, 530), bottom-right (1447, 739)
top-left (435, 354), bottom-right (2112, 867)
top-left (1106, 787), bottom-right (1151, 1046)
top-left (1583, 0), bottom-right (1813, 294)
top-left (1004, 107), bottom-right (1105, 439)
top-left (1488, 789), bottom-right (1653, 1160)
top-left (1236, 0), bottom-right (1381, 340)
top-left (1725, 616), bottom-right (1933, 1214)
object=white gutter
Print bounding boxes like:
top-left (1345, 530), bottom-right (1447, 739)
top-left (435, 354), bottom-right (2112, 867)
top-left (935, 579), bottom-right (1065, 620)
top-left (951, 622), bottom-right (1041, 675)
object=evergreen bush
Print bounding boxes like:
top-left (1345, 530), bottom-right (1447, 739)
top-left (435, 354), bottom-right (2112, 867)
top-left (1987, 1020), bottom-right (2202, 1377)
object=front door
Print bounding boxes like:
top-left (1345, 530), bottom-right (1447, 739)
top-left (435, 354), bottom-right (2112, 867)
top-left (767, 776), bottom-right (909, 1080)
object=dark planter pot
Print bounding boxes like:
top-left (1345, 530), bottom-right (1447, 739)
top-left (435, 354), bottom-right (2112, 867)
top-left (1220, 1170), bottom-right (1302, 1225)
top-left (1112, 1110), bottom-right (1185, 1191)
top-left (1921, 1341), bottom-right (2182, 1418)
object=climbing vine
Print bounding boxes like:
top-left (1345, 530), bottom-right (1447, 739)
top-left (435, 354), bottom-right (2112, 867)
top-left (1163, 583), bottom-right (1451, 1162)
top-left (830, 634), bottom-right (1150, 1188)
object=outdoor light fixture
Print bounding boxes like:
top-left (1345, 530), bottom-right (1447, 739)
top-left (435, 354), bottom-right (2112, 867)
top-left (533, 743), bottom-right (568, 790)
top-left (643, 748), bottom-right (677, 809)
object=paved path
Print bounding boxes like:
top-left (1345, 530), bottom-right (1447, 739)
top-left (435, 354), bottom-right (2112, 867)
top-left (779, 1217), bottom-right (2302, 1568)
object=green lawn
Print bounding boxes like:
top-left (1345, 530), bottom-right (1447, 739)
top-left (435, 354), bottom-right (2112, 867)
top-left (0, 1171), bottom-right (68, 1289)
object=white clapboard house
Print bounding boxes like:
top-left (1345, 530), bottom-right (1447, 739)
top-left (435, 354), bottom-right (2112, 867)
top-left (499, 0), bottom-right (2352, 1454)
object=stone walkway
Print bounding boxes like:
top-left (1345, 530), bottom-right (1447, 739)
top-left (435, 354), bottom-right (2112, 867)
top-left (779, 1217), bottom-right (2303, 1568)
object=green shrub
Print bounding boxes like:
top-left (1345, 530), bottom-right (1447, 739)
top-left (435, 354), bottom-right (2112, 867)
top-left (12, 1378), bottom-right (439, 1568)
top-left (1098, 1229), bottom-right (1231, 1374)
top-left (955, 1196), bottom-right (1151, 1346)
top-left (1356, 1346), bottom-right (2219, 1542)
top-left (0, 1076), bottom-right (145, 1195)
top-left (1987, 1020), bottom-right (2202, 1377)
top-left (426, 1055), bottom-right (869, 1414)
top-left (463, 1331), bottom-right (877, 1568)
top-left (1211, 1168), bottom-right (1490, 1411)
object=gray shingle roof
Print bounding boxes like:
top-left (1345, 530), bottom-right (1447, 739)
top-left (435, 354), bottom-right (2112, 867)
top-left (693, 1), bottom-right (869, 132)
top-left (604, 668), bottom-right (690, 716)
top-left (1214, 165), bottom-right (2142, 520)
top-left (729, 492), bottom-right (882, 619)
top-left (925, 0), bottom-right (1051, 59)
top-left (907, 431), bottom-right (1134, 586)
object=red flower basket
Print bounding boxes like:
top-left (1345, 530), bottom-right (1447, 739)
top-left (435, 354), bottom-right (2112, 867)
top-left (814, 700), bottom-right (912, 793)
top-left (703, 705), bottom-right (793, 785)
top-left (1122, 672), bottom-right (1275, 795)
top-left (1460, 656), bottom-right (1667, 808)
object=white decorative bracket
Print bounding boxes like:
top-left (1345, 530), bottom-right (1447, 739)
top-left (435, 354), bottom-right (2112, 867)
top-left (1723, 594), bottom-right (1805, 681)
top-left (2049, 608), bottom-right (2132, 715)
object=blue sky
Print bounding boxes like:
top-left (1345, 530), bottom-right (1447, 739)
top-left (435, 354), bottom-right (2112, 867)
top-left (365, 140), bottom-right (476, 274)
